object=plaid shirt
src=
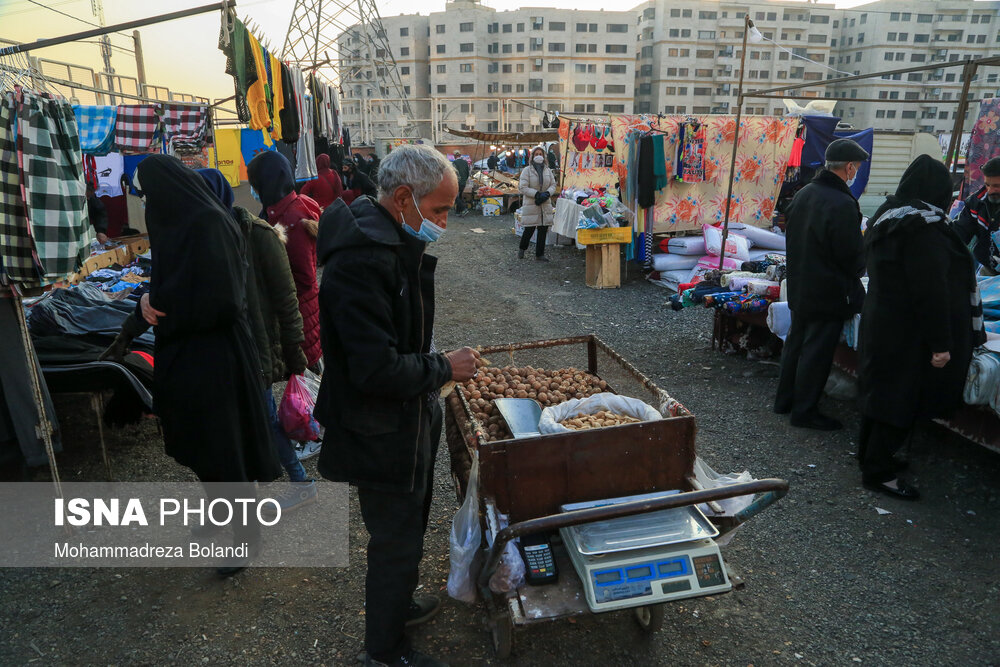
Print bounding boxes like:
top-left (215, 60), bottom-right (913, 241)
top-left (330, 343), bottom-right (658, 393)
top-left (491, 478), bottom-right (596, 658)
top-left (114, 104), bottom-right (160, 154)
top-left (161, 103), bottom-right (208, 150)
top-left (0, 92), bottom-right (37, 286)
top-left (72, 104), bottom-right (116, 155)
top-left (17, 90), bottom-right (92, 281)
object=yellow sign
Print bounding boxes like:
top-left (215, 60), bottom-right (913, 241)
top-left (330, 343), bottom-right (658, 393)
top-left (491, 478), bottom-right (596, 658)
top-left (576, 226), bottom-right (633, 245)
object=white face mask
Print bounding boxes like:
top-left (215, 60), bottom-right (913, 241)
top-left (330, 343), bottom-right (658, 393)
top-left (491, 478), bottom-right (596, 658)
top-left (533, 155), bottom-right (545, 165)
top-left (401, 194), bottom-right (445, 243)
top-left (846, 164), bottom-right (859, 188)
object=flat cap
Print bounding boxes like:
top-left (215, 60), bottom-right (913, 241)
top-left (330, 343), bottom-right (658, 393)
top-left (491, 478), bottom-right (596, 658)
top-left (825, 138), bottom-right (870, 162)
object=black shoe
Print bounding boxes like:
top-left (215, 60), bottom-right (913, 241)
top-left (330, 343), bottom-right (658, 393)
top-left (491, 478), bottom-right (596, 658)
top-left (790, 412), bottom-right (843, 431)
top-left (518, 249), bottom-right (525, 259)
top-left (363, 649), bottom-right (450, 667)
top-left (535, 255), bottom-right (549, 262)
top-left (405, 595), bottom-right (441, 627)
top-left (216, 541), bottom-right (261, 577)
top-left (773, 403), bottom-right (791, 415)
top-left (863, 477), bottom-right (920, 500)
top-left (891, 458), bottom-right (909, 473)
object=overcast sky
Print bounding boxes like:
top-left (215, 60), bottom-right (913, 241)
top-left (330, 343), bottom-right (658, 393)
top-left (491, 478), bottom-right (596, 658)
top-left (0, 0), bottom-right (988, 103)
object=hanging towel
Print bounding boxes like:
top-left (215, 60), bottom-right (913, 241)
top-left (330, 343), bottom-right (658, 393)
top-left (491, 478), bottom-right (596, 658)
top-left (72, 105), bottom-right (117, 155)
top-left (113, 104), bottom-right (160, 154)
top-left (17, 90), bottom-right (92, 280)
top-left (652, 134), bottom-right (667, 191)
top-left (0, 92), bottom-right (37, 286)
top-left (161, 104), bottom-right (208, 150)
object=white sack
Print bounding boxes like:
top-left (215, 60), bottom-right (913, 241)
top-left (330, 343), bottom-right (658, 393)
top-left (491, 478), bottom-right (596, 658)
top-left (538, 392), bottom-right (662, 435)
top-left (666, 236), bottom-right (706, 255)
top-left (652, 253), bottom-right (700, 272)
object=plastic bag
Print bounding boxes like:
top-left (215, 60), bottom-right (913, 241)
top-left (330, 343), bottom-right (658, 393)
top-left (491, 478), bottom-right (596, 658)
top-left (538, 392), bottom-right (662, 435)
top-left (693, 458), bottom-right (755, 516)
top-left (447, 452), bottom-right (481, 603)
top-left (489, 536), bottom-right (526, 594)
top-left (278, 375), bottom-right (321, 442)
top-left (703, 224), bottom-right (751, 261)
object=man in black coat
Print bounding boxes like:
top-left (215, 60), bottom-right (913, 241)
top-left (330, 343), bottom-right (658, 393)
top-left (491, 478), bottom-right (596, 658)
top-left (775, 139), bottom-right (868, 430)
top-left (954, 156), bottom-right (1000, 275)
top-left (451, 150), bottom-right (470, 213)
top-left (315, 144), bottom-right (478, 667)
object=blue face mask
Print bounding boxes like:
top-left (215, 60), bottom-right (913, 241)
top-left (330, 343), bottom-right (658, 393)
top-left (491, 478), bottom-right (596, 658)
top-left (401, 194), bottom-right (445, 243)
top-left (250, 186), bottom-right (261, 202)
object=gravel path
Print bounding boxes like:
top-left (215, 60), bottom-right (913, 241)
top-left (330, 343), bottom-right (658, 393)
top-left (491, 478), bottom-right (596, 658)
top-left (2, 212), bottom-right (998, 666)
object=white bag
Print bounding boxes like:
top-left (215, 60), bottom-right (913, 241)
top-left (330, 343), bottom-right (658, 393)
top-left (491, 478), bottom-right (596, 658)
top-left (666, 236), bottom-right (706, 256)
top-left (447, 452), bottom-right (481, 603)
top-left (703, 224), bottom-right (751, 261)
top-left (652, 253), bottom-right (700, 272)
top-left (538, 392), bottom-right (662, 434)
top-left (693, 458), bottom-right (755, 516)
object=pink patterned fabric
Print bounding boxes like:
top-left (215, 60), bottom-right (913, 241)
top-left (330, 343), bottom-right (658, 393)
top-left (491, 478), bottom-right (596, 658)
top-left (964, 97), bottom-right (1000, 198)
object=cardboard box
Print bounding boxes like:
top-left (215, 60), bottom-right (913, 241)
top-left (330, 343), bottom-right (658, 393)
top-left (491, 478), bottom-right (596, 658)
top-left (68, 234), bottom-right (149, 284)
top-left (577, 226), bottom-right (633, 245)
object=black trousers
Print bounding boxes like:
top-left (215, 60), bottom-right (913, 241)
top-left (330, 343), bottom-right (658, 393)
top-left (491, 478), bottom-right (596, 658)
top-left (357, 402), bottom-right (442, 662)
top-left (519, 225), bottom-right (549, 255)
top-left (454, 180), bottom-right (467, 212)
top-left (775, 316), bottom-right (843, 419)
top-left (857, 415), bottom-right (910, 483)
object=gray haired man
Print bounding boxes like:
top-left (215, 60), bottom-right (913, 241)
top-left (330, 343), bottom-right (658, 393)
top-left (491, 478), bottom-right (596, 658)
top-left (313, 145), bottom-right (478, 667)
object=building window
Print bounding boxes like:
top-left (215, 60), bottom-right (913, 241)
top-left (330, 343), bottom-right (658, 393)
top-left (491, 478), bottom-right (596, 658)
top-left (435, 24), bottom-right (445, 34)
top-left (901, 110), bottom-right (917, 119)
top-left (808, 34), bottom-right (827, 44)
top-left (517, 23), bottom-right (524, 32)
top-left (693, 87), bottom-right (711, 96)
top-left (604, 84), bottom-right (626, 94)
top-left (548, 63), bottom-right (565, 72)
top-left (436, 64), bottom-right (446, 73)
top-left (460, 83), bottom-right (474, 93)
top-left (576, 63), bottom-right (596, 73)
top-left (436, 85), bottom-right (446, 93)
top-left (917, 14), bottom-right (932, 23)
top-left (695, 68), bottom-right (712, 77)
top-left (547, 83), bottom-right (564, 92)
top-left (911, 54), bottom-right (926, 62)
top-left (400, 27), bottom-right (409, 37)
top-left (436, 44), bottom-right (445, 54)
top-left (812, 14), bottom-right (830, 24)
top-left (603, 104), bottom-right (625, 113)
top-left (460, 43), bottom-right (473, 52)
top-left (516, 84), bottom-right (524, 92)
top-left (516, 63), bottom-right (524, 72)
top-left (530, 38), bottom-right (543, 51)
top-left (460, 22), bottom-right (473, 32)
top-left (502, 64), bottom-right (511, 73)
top-left (400, 66), bottom-right (409, 75)
top-left (502, 24), bottom-right (511, 33)
top-left (400, 47), bottom-right (409, 56)
top-left (460, 63), bottom-right (473, 73)
top-left (502, 44), bottom-right (511, 53)
top-left (575, 43), bottom-right (597, 53)
top-left (692, 106), bottom-right (711, 114)
top-left (528, 79), bottom-right (542, 92)
top-left (548, 42), bottom-right (565, 52)
top-left (914, 34), bottom-right (929, 43)
top-left (886, 110), bottom-right (896, 118)
top-left (607, 24), bottom-right (628, 33)
top-left (605, 64), bottom-right (627, 74)
top-left (550, 21), bottom-right (565, 31)
top-left (698, 11), bottom-right (717, 19)
top-left (876, 110), bottom-right (886, 118)
top-left (574, 83), bottom-right (596, 93)
top-left (502, 84), bottom-right (511, 93)
top-left (696, 30), bottom-right (715, 40)
top-left (605, 44), bottom-right (628, 54)
top-left (517, 43), bottom-right (525, 52)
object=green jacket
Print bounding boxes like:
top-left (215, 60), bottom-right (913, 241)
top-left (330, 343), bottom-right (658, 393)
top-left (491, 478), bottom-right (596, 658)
top-left (235, 206), bottom-right (307, 385)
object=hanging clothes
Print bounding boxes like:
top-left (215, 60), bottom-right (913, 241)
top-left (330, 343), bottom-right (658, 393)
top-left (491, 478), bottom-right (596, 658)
top-left (278, 63), bottom-right (300, 144)
top-left (160, 104), bottom-right (208, 151)
top-left (72, 105), bottom-right (117, 155)
top-left (113, 104), bottom-right (160, 154)
top-left (92, 152), bottom-right (125, 198)
top-left (218, 17), bottom-right (257, 124)
top-left (0, 92), bottom-right (36, 286)
top-left (99, 195), bottom-right (128, 237)
top-left (213, 128), bottom-right (242, 187)
top-left (309, 75), bottom-right (326, 139)
top-left (122, 153), bottom-right (151, 195)
top-left (679, 120), bottom-right (706, 183)
top-left (652, 134), bottom-right (667, 191)
top-left (17, 89), bottom-right (92, 281)
top-left (245, 33), bottom-right (271, 132)
top-left (266, 51), bottom-right (284, 142)
top-left (240, 128), bottom-right (276, 170)
top-left (291, 66), bottom-right (316, 181)
top-left (637, 135), bottom-right (656, 209)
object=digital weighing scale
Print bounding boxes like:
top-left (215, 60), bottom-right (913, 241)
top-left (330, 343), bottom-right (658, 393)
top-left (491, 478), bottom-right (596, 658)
top-left (559, 491), bottom-right (732, 612)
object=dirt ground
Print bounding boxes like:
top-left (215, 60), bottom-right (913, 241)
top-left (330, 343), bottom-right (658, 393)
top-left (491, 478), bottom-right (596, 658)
top-left (1, 212), bottom-right (998, 666)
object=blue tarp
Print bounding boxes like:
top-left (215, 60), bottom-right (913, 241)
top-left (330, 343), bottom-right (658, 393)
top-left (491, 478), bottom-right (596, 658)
top-left (799, 115), bottom-right (874, 198)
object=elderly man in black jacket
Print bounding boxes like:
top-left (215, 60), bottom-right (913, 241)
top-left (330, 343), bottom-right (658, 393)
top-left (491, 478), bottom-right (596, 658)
top-left (775, 139), bottom-right (868, 431)
top-left (314, 144), bottom-right (478, 667)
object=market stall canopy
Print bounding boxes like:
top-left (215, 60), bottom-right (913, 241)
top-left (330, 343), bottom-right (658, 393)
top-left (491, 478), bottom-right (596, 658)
top-left (444, 126), bottom-right (558, 145)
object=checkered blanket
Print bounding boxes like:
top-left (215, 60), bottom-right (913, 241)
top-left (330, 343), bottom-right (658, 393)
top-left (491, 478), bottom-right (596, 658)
top-left (114, 104), bottom-right (160, 154)
top-left (17, 90), bottom-right (92, 281)
top-left (0, 92), bottom-right (37, 286)
top-left (161, 103), bottom-right (208, 150)
top-left (72, 104), bottom-right (117, 155)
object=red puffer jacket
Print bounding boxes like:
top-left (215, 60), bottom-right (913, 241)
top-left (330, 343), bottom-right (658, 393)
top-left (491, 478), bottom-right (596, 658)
top-left (300, 154), bottom-right (344, 209)
top-left (265, 191), bottom-right (322, 366)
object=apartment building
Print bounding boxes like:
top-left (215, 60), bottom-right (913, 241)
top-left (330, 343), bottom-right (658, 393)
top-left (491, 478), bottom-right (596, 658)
top-left (829, 0), bottom-right (1000, 133)
top-left (338, 0), bottom-right (635, 142)
top-left (633, 0), bottom-right (841, 117)
top-left (338, 0), bottom-right (1000, 145)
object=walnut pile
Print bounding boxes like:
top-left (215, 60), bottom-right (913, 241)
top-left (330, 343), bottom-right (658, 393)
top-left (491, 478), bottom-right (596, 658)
top-left (459, 364), bottom-right (608, 442)
top-left (558, 410), bottom-right (641, 430)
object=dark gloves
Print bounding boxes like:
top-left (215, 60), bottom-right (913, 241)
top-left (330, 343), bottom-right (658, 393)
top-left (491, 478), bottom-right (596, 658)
top-left (284, 345), bottom-right (308, 379)
top-left (98, 330), bottom-right (133, 363)
top-left (534, 191), bottom-right (551, 206)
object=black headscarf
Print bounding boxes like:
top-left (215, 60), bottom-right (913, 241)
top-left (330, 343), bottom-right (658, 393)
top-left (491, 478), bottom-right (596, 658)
top-left (196, 168), bottom-right (235, 214)
top-left (868, 155), bottom-right (953, 246)
top-left (137, 154), bottom-right (247, 340)
top-left (247, 151), bottom-right (294, 209)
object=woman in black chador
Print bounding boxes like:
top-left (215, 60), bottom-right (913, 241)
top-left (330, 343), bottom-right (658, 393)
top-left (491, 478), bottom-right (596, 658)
top-left (136, 155), bottom-right (280, 573)
top-left (858, 155), bottom-right (986, 500)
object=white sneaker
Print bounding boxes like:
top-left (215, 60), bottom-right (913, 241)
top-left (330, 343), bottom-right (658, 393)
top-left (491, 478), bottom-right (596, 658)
top-left (295, 439), bottom-right (322, 461)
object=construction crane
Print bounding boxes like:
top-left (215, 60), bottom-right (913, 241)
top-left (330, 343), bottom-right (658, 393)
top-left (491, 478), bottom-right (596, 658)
top-left (282, 0), bottom-right (416, 144)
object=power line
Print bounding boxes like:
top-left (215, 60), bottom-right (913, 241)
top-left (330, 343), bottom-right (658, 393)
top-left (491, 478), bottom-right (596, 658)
top-left (24, 0), bottom-right (133, 39)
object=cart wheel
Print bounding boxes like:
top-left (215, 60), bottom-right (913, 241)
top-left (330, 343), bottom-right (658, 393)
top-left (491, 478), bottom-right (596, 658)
top-left (634, 604), bottom-right (665, 633)
top-left (490, 615), bottom-right (514, 658)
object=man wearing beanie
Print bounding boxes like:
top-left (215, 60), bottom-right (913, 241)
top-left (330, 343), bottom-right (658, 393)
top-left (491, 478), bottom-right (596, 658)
top-left (775, 138), bottom-right (869, 430)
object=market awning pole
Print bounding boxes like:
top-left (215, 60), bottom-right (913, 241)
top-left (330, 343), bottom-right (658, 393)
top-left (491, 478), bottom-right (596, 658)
top-left (718, 15), bottom-right (752, 272)
top-left (0, 1), bottom-right (237, 56)
top-left (945, 59), bottom-right (977, 175)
